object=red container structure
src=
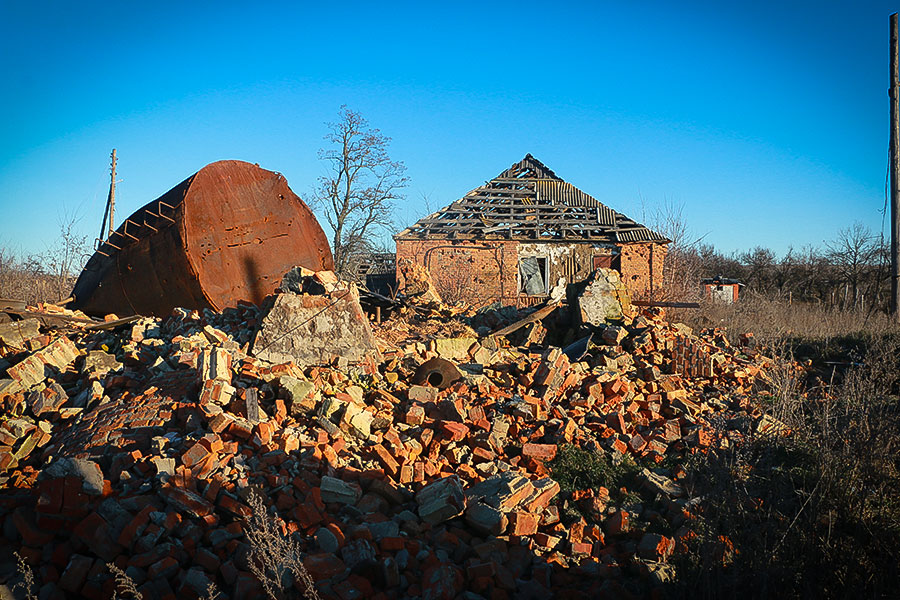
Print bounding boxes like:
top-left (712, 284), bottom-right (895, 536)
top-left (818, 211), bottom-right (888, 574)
top-left (71, 160), bottom-right (334, 317)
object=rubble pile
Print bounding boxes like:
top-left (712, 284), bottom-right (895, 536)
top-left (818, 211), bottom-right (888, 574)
top-left (0, 271), bottom-right (782, 599)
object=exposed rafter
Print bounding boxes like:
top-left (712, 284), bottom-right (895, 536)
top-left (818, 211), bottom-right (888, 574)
top-left (395, 155), bottom-right (669, 244)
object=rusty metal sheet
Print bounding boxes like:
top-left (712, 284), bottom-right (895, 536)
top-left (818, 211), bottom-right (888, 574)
top-left (72, 160), bottom-right (334, 317)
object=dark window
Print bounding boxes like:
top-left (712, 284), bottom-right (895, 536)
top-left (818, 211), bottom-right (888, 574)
top-left (519, 257), bottom-right (547, 295)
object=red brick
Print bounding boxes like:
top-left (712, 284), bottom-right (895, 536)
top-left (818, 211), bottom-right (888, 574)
top-left (571, 541), bottom-right (593, 556)
top-left (208, 413), bottom-right (231, 433)
top-left (117, 504), bottom-right (155, 547)
top-left (181, 442), bottom-right (211, 468)
top-left (439, 421), bottom-right (469, 442)
top-left (162, 486), bottom-right (214, 519)
top-left (467, 561), bottom-right (496, 579)
top-left (372, 443), bottom-right (400, 476)
top-left (521, 443), bottom-right (557, 461)
top-left (148, 556), bottom-right (179, 581)
top-left (36, 477), bottom-right (64, 514)
top-left (638, 533), bottom-right (675, 561)
top-left (606, 413), bottom-right (627, 434)
top-left (511, 512), bottom-right (539, 536)
top-left (59, 554), bottom-right (93, 594)
top-left (194, 548), bottom-right (221, 573)
top-left (405, 405), bottom-right (425, 426)
top-left (303, 553), bottom-right (346, 580)
top-left (628, 434), bottom-right (647, 453)
top-left (603, 510), bottom-right (629, 536)
top-left (380, 536), bottom-right (405, 552)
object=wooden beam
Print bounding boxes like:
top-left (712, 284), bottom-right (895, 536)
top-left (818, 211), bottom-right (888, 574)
top-left (489, 303), bottom-right (559, 338)
top-left (632, 300), bottom-right (700, 309)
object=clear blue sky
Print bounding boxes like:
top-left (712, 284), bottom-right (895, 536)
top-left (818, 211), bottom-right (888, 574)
top-left (0, 0), bottom-right (895, 261)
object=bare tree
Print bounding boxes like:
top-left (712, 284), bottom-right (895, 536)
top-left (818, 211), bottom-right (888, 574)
top-left (310, 106), bottom-right (407, 277)
top-left (43, 212), bottom-right (90, 300)
top-left (826, 222), bottom-right (879, 309)
top-left (738, 246), bottom-right (777, 294)
top-left (645, 199), bottom-right (707, 301)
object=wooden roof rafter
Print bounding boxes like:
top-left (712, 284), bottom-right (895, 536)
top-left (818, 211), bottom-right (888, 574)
top-left (395, 155), bottom-right (669, 244)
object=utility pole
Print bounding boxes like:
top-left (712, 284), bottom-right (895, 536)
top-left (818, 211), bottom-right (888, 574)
top-left (98, 149), bottom-right (117, 244)
top-left (891, 14), bottom-right (900, 318)
top-left (108, 149), bottom-right (117, 239)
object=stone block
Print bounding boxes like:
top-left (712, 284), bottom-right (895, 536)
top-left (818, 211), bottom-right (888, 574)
top-left (251, 286), bottom-right (382, 367)
top-left (320, 476), bottom-right (362, 506)
top-left (416, 476), bottom-right (466, 524)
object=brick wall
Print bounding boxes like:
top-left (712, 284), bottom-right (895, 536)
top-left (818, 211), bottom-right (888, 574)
top-left (618, 243), bottom-right (668, 301)
top-left (396, 239), bottom-right (667, 306)
top-left (395, 240), bottom-right (519, 306)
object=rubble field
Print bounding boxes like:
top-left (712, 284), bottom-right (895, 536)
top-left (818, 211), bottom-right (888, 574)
top-left (0, 270), bottom-right (788, 600)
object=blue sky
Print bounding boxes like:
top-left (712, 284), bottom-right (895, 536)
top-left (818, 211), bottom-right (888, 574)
top-left (0, 1), bottom-right (894, 261)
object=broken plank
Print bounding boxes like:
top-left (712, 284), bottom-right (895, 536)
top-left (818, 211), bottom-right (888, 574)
top-left (489, 303), bottom-right (559, 338)
top-left (632, 300), bottom-right (700, 309)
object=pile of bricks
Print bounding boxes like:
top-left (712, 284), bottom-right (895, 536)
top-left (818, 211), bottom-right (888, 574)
top-left (0, 277), bottom-right (783, 599)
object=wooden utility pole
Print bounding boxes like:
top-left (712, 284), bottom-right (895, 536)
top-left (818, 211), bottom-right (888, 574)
top-left (891, 14), bottom-right (900, 318)
top-left (98, 149), bottom-right (118, 244)
top-left (108, 149), bottom-right (117, 239)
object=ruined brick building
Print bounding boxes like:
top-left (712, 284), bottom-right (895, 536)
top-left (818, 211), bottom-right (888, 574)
top-left (395, 155), bottom-right (669, 307)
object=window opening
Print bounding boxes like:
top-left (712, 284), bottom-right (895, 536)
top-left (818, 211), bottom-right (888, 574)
top-left (519, 257), bottom-right (547, 295)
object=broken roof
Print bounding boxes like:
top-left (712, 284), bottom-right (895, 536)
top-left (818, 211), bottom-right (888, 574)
top-left (396, 154), bottom-right (669, 244)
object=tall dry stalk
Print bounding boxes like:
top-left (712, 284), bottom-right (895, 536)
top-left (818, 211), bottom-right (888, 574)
top-left (244, 491), bottom-right (320, 600)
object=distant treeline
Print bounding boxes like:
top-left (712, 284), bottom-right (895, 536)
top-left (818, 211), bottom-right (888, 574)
top-left (663, 221), bottom-right (890, 311)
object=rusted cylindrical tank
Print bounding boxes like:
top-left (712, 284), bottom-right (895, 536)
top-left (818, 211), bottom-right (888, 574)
top-left (72, 160), bottom-right (334, 317)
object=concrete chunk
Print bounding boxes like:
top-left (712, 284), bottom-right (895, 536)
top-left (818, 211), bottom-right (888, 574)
top-left (465, 471), bottom-right (535, 512)
top-left (251, 285), bottom-right (382, 367)
top-left (433, 337), bottom-right (477, 362)
top-left (27, 381), bottom-right (68, 416)
top-left (416, 476), bottom-right (467, 524)
top-left (320, 476), bottom-right (362, 506)
top-left (40, 457), bottom-right (105, 496)
top-left (573, 268), bottom-right (631, 326)
top-left (279, 376), bottom-right (320, 415)
top-left (82, 350), bottom-right (122, 377)
top-left (464, 502), bottom-right (508, 536)
top-left (638, 468), bottom-right (684, 498)
top-left (7, 336), bottom-right (78, 388)
top-left (0, 318), bottom-right (40, 348)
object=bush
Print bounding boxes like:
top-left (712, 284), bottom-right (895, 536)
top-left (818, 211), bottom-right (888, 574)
top-left (550, 444), bottom-right (639, 499)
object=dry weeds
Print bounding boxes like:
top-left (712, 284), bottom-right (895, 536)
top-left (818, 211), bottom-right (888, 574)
top-left (244, 490), bottom-right (320, 600)
top-left (108, 563), bottom-right (143, 600)
top-left (675, 303), bottom-right (900, 599)
top-left (11, 553), bottom-right (36, 600)
top-left (670, 293), bottom-right (899, 347)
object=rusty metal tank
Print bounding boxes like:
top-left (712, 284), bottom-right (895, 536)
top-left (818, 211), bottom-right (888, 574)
top-left (71, 160), bottom-right (334, 317)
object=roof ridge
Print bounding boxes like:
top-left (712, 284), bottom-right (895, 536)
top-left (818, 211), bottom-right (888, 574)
top-left (496, 154), bottom-right (561, 181)
top-left (395, 156), bottom-right (669, 244)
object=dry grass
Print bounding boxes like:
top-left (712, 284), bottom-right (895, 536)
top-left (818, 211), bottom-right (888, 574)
top-left (0, 249), bottom-right (72, 306)
top-left (669, 293), bottom-right (900, 347)
top-left (674, 301), bottom-right (900, 599)
top-left (245, 491), bottom-right (320, 600)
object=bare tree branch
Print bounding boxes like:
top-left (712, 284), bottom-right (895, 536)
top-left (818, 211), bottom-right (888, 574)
top-left (309, 106), bottom-right (407, 277)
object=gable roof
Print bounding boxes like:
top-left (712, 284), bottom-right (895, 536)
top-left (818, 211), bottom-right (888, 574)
top-left (395, 154), bottom-right (668, 244)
